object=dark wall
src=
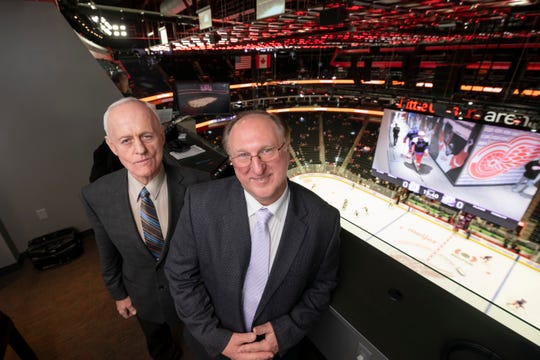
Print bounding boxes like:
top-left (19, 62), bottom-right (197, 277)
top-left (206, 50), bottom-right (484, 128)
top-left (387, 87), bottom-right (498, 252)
top-left (332, 229), bottom-right (540, 359)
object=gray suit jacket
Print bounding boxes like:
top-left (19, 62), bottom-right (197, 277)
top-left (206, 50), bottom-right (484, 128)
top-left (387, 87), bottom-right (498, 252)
top-left (81, 163), bottom-right (210, 323)
top-left (165, 176), bottom-right (340, 357)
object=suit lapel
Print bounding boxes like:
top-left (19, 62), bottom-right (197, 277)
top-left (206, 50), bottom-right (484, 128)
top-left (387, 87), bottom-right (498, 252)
top-left (113, 165), bottom-right (186, 265)
top-left (256, 182), bottom-right (308, 316)
top-left (111, 170), bottom-right (152, 257)
top-left (221, 180), bottom-right (252, 298)
top-left (222, 179), bottom-right (309, 323)
top-left (159, 165), bottom-right (186, 265)
top-left (164, 165), bottom-right (185, 241)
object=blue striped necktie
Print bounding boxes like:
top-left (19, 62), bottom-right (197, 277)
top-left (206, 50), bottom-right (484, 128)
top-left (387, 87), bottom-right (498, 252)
top-left (139, 187), bottom-right (164, 260)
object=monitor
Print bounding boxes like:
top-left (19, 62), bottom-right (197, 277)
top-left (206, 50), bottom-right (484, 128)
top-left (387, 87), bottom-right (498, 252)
top-left (197, 5), bottom-right (212, 30)
top-left (174, 82), bottom-right (231, 116)
top-left (372, 109), bottom-right (540, 228)
top-left (256, 0), bottom-right (285, 20)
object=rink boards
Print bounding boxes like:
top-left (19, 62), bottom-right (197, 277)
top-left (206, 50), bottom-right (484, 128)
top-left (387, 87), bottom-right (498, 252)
top-left (291, 173), bottom-right (540, 345)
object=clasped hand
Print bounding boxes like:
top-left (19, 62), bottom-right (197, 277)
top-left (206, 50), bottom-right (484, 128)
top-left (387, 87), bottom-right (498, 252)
top-left (222, 322), bottom-right (278, 360)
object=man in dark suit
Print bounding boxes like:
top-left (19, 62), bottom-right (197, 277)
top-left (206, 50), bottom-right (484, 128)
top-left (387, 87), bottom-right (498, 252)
top-left (165, 111), bottom-right (340, 359)
top-left (81, 97), bottom-right (210, 359)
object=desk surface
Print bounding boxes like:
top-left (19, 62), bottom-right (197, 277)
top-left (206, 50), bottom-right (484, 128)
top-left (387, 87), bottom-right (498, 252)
top-left (164, 132), bottom-right (229, 177)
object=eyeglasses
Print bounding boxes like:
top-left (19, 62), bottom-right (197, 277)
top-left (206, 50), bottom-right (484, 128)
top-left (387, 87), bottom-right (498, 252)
top-left (229, 142), bottom-right (287, 167)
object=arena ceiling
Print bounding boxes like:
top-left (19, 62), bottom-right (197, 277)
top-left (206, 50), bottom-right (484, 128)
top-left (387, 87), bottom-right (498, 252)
top-left (59, 0), bottom-right (540, 52)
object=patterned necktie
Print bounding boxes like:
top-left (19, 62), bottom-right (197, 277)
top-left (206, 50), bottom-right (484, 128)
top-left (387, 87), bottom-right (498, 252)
top-left (139, 187), bottom-right (164, 261)
top-left (243, 208), bottom-right (273, 330)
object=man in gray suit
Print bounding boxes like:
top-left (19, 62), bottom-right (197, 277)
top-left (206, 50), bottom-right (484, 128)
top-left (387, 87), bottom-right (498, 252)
top-left (81, 98), bottom-right (210, 359)
top-left (165, 111), bottom-right (340, 359)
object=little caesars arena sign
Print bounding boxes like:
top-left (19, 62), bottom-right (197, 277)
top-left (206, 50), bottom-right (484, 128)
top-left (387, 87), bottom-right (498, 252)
top-left (395, 97), bottom-right (536, 129)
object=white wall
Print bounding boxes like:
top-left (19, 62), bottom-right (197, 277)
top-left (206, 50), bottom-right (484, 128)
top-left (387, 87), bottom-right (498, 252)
top-left (0, 0), bottom-right (124, 254)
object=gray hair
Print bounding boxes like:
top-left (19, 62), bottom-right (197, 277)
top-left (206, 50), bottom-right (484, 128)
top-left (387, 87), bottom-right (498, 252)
top-left (222, 111), bottom-right (291, 154)
top-left (103, 97), bottom-right (158, 135)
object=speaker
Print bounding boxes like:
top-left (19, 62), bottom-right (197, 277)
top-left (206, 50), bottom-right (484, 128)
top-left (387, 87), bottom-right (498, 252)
top-left (402, 53), bottom-right (420, 88)
top-left (320, 7), bottom-right (348, 26)
top-left (362, 58), bottom-right (372, 82)
top-left (441, 340), bottom-right (502, 360)
top-left (432, 65), bottom-right (463, 98)
top-left (208, 32), bottom-right (221, 44)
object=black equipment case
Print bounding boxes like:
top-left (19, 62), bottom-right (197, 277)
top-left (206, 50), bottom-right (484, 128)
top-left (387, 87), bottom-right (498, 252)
top-left (27, 227), bottom-right (83, 270)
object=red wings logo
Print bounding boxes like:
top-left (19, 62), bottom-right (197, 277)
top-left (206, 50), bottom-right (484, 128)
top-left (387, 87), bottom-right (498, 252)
top-left (467, 136), bottom-right (540, 179)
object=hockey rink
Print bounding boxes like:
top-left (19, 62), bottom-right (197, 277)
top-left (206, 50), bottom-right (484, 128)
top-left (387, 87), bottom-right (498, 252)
top-left (291, 173), bottom-right (540, 345)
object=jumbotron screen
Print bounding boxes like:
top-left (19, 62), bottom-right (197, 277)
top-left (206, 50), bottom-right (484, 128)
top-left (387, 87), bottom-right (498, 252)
top-left (174, 82), bottom-right (231, 116)
top-left (372, 109), bottom-right (540, 228)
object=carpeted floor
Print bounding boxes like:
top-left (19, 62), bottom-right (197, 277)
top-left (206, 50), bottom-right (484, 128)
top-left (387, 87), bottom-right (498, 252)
top-left (0, 232), bottom-right (187, 360)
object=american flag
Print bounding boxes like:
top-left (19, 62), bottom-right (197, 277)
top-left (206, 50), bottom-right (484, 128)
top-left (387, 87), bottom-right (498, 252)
top-left (235, 55), bottom-right (252, 70)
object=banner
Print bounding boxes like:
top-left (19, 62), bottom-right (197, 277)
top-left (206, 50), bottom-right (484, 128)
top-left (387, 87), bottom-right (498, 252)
top-left (256, 54), bottom-right (271, 69)
top-left (235, 55), bottom-right (251, 70)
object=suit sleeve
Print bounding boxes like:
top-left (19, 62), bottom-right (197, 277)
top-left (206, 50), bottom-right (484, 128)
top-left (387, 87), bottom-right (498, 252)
top-left (80, 189), bottom-right (128, 301)
top-left (272, 208), bottom-right (341, 355)
top-left (165, 188), bottom-right (232, 357)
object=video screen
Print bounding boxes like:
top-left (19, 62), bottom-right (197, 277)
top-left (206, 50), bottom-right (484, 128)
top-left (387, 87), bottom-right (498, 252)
top-left (256, 0), bottom-right (285, 20)
top-left (372, 109), bottom-right (540, 228)
top-left (197, 6), bottom-right (212, 30)
top-left (175, 82), bottom-right (231, 116)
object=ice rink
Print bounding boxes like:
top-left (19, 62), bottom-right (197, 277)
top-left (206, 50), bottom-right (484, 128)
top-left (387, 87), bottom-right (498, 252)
top-left (291, 173), bottom-right (540, 345)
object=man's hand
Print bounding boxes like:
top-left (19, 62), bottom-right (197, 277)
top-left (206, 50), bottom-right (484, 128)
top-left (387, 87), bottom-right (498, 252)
top-left (115, 296), bottom-right (137, 319)
top-left (239, 322), bottom-right (279, 357)
top-left (222, 332), bottom-right (274, 360)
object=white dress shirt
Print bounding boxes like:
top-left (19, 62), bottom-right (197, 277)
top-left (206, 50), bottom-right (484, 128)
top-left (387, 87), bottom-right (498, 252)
top-left (244, 186), bottom-right (290, 272)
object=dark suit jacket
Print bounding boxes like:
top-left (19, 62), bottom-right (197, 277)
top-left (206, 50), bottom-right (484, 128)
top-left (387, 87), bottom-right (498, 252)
top-left (81, 163), bottom-right (210, 323)
top-left (165, 177), bottom-right (340, 357)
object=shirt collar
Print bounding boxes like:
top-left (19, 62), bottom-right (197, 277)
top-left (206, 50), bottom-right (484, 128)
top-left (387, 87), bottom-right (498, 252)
top-left (244, 185), bottom-right (289, 219)
top-left (129, 165), bottom-right (166, 201)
